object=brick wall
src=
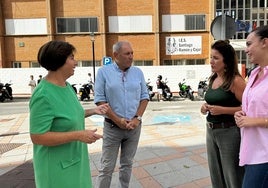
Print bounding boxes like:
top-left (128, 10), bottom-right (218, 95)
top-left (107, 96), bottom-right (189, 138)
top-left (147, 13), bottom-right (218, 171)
top-left (0, 0), bottom-right (212, 67)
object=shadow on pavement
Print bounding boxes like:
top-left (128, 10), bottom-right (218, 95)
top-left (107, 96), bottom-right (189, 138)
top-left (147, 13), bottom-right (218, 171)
top-left (0, 160), bottom-right (35, 188)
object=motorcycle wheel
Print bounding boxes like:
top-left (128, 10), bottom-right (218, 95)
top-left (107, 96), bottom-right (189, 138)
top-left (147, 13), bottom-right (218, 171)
top-left (188, 93), bottom-right (194, 101)
top-left (180, 92), bottom-right (187, 98)
top-left (80, 96), bottom-right (84, 101)
top-left (0, 97), bottom-right (5, 102)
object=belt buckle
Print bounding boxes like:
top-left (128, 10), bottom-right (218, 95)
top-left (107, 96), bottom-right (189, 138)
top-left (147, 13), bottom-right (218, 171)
top-left (207, 122), bottom-right (214, 129)
top-left (105, 118), bottom-right (116, 128)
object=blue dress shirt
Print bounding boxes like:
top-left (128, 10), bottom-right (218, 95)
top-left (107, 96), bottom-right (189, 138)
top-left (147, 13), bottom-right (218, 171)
top-left (94, 63), bottom-right (149, 120)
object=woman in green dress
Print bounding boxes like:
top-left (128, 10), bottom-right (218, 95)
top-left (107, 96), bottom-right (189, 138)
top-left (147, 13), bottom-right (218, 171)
top-left (30, 41), bottom-right (109, 188)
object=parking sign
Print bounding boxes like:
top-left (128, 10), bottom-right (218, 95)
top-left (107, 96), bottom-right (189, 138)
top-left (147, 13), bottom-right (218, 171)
top-left (103, 57), bottom-right (112, 65)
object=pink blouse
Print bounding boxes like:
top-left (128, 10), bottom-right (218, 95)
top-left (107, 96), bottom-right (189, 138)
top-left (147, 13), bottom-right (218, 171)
top-left (240, 66), bottom-right (268, 166)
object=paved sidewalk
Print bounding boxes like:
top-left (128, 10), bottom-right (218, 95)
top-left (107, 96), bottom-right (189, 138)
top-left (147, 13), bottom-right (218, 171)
top-left (0, 100), bottom-right (211, 188)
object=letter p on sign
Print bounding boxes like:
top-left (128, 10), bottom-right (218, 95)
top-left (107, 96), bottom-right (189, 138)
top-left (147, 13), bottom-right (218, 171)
top-left (103, 57), bottom-right (112, 65)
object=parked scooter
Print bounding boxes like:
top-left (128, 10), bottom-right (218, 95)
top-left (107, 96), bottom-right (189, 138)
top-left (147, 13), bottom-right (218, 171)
top-left (79, 83), bottom-right (91, 101)
top-left (197, 78), bottom-right (208, 99)
top-left (162, 78), bottom-right (173, 101)
top-left (71, 84), bottom-right (77, 94)
top-left (146, 79), bottom-right (155, 101)
top-left (0, 83), bottom-right (13, 102)
top-left (178, 79), bottom-right (194, 101)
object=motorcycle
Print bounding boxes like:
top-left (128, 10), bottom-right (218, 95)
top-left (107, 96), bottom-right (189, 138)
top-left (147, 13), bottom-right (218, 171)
top-left (178, 79), bottom-right (194, 101)
top-left (71, 84), bottom-right (77, 94)
top-left (79, 83), bottom-right (91, 101)
top-left (197, 78), bottom-right (208, 99)
top-left (162, 78), bottom-right (173, 101)
top-left (146, 79), bottom-right (155, 101)
top-left (0, 83), bottom-right (13, 102)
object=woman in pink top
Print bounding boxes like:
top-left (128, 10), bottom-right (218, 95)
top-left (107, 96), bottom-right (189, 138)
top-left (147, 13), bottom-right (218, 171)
top-left (235, 25), bottom-right (268, 188)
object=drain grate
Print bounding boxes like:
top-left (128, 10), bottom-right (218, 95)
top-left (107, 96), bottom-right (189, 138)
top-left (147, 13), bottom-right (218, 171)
top-left (0, 143), bottom-right (24, 155)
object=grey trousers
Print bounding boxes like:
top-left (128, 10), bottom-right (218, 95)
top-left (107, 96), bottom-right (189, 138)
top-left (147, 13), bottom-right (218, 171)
top-left (96, 121), bottom-right (141, 188)
top-left (206, 126), bottom-right (244, 188)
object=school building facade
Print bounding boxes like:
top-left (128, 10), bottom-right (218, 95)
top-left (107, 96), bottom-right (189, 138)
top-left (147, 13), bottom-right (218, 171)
top-left (0, 0), bottom-right (213, 68)
top-left (0, 0), bottom-right (267, 71)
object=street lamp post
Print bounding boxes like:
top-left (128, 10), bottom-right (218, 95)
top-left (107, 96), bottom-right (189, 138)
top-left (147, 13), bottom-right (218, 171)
top-left (90, 32), bottom-right (96, 82)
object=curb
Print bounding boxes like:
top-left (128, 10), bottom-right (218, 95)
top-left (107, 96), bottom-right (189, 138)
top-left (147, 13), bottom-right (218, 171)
top-left (13, 94), bottom-right (31, 99)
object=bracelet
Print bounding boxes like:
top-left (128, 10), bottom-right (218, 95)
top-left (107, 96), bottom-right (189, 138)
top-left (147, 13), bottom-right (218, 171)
top-left (265, 118), bottom-right (268, 128)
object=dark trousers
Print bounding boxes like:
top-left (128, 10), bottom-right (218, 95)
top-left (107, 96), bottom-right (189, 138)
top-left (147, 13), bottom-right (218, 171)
top-left (243, 163), bottom-right (268, 188)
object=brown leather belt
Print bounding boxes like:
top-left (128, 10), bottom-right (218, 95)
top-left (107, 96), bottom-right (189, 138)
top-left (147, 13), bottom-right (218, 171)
top-left (104, 118), bottom-right (118, 127)
top-left (207, 121), bottom-right (236, 129)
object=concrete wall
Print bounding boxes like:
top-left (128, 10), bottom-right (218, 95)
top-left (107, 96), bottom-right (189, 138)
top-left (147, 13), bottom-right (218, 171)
top-left (0, 65), bottom-right (213, 95)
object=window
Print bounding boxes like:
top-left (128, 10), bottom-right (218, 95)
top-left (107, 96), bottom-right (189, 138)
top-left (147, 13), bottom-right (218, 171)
top-left (253, 0), bottom-right (265, 7)
top-left (80, 61), bottom-right (90, 67)
top-left (224, 0), bottom-right (229, 8)
top-left (231, 0), bottom-right (236, 7)
top-left (144, 60), bottom-right (153, 66)
top-left (30, 62), bottom-right (40, 68)
top-left (216, 0), bottom-right (267, 69)
top-left (186, 59), bottom-right (205, 65)
top-left (195, 59), bottom-right (206, 65)
top-left (185, 15), bottom-right (206, 30)
top-left (216, 0), bottom-right (267, 40)
top-left (162, 14), bottom-right (206, 32)
top-left (174, 59), bottom-right (184, 65)
top-left (56, 17), bottom-right (98, 33)
top-left (108, 15), bottom-right (152, 33)
top-left (236, 50), bottom-right (248, 65)
top-left (78, 60), bottom-right (101, 67)
top-left (162, 60), bottom-right (172, 65)
top-left (133, 60), bottom-right (153, 66)
top-left (186, 60), bottom-right (196, 65)
top-left (162, 59), bottom-right (205, 65)
top-left (217, 0), bottom-right (222, 9)
top-left (5, 18), bottom-right (47, 35)
top-left (12, 62), bottom-right (21, 68)
top-left (134, 60), bottom-right (143, 66)
top-left (245, 0), bottom-right (250, 8)
top-left (245, 9), bottom-right (251, 19)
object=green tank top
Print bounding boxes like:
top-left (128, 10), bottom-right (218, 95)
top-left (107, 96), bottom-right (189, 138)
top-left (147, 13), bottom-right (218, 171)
top-left (205, 86), bottom-right (241, 123)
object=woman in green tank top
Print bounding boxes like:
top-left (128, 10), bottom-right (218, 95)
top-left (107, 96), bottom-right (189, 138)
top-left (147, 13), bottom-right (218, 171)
top-left (200, 40), bottom-right (246, 188)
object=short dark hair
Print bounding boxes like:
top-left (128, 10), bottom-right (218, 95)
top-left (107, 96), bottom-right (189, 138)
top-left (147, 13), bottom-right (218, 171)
top-left (37, 41), bottom-right (76, 71)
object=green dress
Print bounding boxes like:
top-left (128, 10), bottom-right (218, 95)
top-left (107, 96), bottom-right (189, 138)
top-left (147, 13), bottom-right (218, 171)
top-left (30, 79), bottom-right (92, 188)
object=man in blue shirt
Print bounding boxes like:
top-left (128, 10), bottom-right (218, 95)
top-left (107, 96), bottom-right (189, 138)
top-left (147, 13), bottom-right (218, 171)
top-left (94, 41), bottom-right (149, 188)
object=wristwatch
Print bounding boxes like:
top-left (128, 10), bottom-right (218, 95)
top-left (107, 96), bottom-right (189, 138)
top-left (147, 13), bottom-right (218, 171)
top-left (134, 115), bottom-right (142, 121)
